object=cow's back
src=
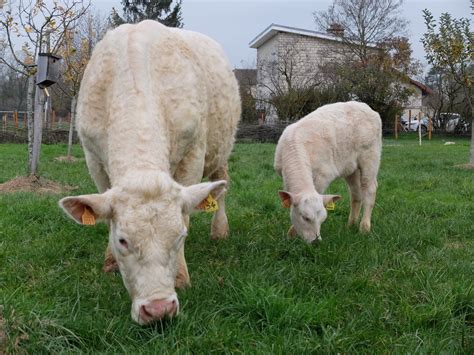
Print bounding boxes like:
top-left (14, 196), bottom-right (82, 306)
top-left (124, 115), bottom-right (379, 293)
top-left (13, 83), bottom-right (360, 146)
top-left (77, 20), bottom-right (240, 182)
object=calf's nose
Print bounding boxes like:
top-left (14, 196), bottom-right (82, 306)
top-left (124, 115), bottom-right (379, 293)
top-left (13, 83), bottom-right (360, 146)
top-left (140, 298), bottom-right (178, 323)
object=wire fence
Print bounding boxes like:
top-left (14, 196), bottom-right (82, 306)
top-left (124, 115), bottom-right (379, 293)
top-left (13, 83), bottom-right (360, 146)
top-left (0, 110), bottom-right (78, 144)
top-left (236, 118), bottom-right (471, 144)
top-left (0, 110), bottom-right (471, 145)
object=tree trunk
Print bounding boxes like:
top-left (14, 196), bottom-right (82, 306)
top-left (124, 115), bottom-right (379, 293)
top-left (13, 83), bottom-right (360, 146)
top-left (26, 75), bottom-right (35, 174)
top-left (67, 96), bottom-right (77, 159)
top-left (470, 117), bottom-right (474, 165)
top-left (44, 95), bottom-right (51, 130)
top-left (30, 88), bottom-right (45, 176)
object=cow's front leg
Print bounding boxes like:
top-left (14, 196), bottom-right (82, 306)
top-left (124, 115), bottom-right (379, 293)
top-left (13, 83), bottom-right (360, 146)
top-left (209, 165), bottom-right (230, 239)
top-left (103, 244), bottom-right (119, 272)
top-left (175, 216), bottom-right (191, 289)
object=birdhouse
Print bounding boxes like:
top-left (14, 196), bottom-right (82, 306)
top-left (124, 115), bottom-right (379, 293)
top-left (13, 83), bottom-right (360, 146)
top-left (36, 53), bottom-right (62, 88)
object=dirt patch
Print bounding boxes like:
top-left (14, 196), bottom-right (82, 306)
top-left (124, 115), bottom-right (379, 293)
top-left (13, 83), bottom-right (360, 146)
top-left (54, 156), bottom-right (83, 163)
top-left (454, 163), bottom-right (474, 170)
top-left (445, 241), bottom-right (465, 250)
top-left (0, 305), bottom-right (6, 355)
top-left (0, 175), bottom-right (77, 194)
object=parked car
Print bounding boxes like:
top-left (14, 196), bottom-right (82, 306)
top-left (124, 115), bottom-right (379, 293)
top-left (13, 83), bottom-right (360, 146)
top-left (437, 113), bottom-right (469, 133)
top-left (401, 116), bottom-right (429, 134)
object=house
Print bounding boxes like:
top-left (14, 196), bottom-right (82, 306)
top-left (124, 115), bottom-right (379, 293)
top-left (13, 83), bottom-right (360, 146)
top-left (249, 23), bottom-right (431, 122)
top-left (402, 78), bottom-right (434, 120)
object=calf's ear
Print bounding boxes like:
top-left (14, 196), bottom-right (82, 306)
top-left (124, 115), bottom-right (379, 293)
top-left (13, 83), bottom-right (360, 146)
top-left (322, 194), bottom-right (342, 207)
top-left (278, 190), bottom-right (294, 208)
top-left (59, 193), bottom-right (113, 225)
top-left (182, 180), bottom-right (227, 213)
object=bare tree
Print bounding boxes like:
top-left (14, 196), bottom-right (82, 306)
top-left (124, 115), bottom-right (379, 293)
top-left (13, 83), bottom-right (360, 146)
top-left (313, 0), bottom-right (417, 124)
top-left (0, 0), bottom-right (89, 175)
top-left (53, 9), bottom-right (107, 159)
top-left (257, 38), bottom-right (323, 122)
top-left (314, 0), bottom-right (408, 65)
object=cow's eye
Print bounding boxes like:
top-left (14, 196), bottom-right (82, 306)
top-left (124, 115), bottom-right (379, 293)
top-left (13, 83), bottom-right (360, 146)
top-left (119, 238), bottom-right (129, 248)
top-left (302, 216), bottom-right (312, 223)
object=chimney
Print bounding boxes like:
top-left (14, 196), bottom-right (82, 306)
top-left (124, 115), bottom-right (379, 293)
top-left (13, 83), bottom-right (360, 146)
top-left (327, 23), bottom-right (344, 37)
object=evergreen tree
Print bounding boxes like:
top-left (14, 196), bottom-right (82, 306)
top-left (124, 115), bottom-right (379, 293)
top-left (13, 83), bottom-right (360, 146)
top-left (110, 0), bottom-right (183, 28)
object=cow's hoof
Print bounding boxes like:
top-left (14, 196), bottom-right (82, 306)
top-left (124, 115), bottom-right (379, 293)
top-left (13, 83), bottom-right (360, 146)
top-left (103, 255), bottom-right (119, 273)
top-left (211, 225), bottom-right (229, 240)
top-left (359, 221), bottom-right (371, 233)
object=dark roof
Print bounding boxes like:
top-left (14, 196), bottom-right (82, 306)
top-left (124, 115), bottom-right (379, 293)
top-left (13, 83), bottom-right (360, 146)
top-left (409, 78), bottom-right (434, 95)
top-left (233, 69), bottom-right (257, 86)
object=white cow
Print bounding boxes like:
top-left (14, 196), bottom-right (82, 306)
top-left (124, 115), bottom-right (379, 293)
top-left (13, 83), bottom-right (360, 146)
top-left (274, 101), bottom-right (382, 242)
top-left (59, 20), bottom-right (241, 324)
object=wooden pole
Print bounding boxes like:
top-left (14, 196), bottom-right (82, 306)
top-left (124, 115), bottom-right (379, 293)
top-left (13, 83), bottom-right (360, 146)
top-left (418, 112), bottom-right (422, 146)
top-left (23, 113), bottom-right (27, 129)
top-left (394, 114), bottom-right (398, 140)
top-left (428, 116), bottom-right (432, 140)
top-left (27, 75), bottom-right (35, 174)
top-left (31, 88), bottom-right (46, 176)
top-left (408, 110), bottom-right (412, 132)
top-left (2, 114), bottom-right (6, 132)
top-left (13, 110), bottom-right (18, 128)
top-left (67, 96), bottom-right (77, 159)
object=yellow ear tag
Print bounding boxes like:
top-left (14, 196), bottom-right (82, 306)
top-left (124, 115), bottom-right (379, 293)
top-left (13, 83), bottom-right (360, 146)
top-left (81, 207), bottom-right (96, 225)
top-left (326, 201), bottom-right (336, 211)
top-left (198, 194), bottom-right (219, 213)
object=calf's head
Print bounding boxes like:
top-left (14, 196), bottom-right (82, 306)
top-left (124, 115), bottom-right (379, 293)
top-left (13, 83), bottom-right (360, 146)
top-left (59, 179), bottom-right (226, 325)
top-left (279, 190), bottom-right (341, 243)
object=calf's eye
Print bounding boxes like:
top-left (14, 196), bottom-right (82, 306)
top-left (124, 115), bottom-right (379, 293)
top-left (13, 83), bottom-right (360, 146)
top-left (119, 238), bottom-right (129, 248)
top-left (302, 216), bottom-right (312, 223)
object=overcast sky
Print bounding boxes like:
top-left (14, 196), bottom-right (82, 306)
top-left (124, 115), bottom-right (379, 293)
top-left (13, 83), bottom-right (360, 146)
top-left (94, 0), bottom-right (471, 73)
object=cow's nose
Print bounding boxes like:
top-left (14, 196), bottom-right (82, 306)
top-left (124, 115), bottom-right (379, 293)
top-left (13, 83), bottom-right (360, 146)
top-left (140, 298), bottom-right (178, 323)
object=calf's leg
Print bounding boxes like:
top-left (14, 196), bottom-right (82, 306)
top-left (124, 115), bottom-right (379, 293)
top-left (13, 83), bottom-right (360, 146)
top-left (345, 169), bottom-right (362, 227)
top-left (359, 159), bottom-right (379, 233)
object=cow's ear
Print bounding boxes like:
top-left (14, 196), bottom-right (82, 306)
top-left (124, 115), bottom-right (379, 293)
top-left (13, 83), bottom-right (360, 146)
top-left (59, 193), bottom-right (113, 225)
top-left (182, 180), bottom-right (227, 213)
top-left (322, 194), bottom-right (342, 207)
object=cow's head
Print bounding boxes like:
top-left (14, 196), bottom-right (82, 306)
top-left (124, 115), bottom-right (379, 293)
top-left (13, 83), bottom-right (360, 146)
top-left (59, 178), bottom-right (226, 325)
top-left (278, 190), bottom-right (341, 243)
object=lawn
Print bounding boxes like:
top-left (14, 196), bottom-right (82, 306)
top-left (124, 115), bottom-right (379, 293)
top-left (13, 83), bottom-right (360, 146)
top-left (0, 137), bottom-right (473, 353)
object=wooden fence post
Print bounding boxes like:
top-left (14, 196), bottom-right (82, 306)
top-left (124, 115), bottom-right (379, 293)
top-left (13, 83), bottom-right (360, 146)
top-left (394, 114), bottom-right (398, 140)
top-left (2, 114), bottom-right (7, 132)
top-left (23, 113), bottom-right (27, 129)
top-left (13, 110), bottom-right (18, 128)
top-left (418, 112), bottom-right (422, 146)
top-left (408, 110), bottom-right (411, 132)
top-left (428, 116), bottom-right (432, 140)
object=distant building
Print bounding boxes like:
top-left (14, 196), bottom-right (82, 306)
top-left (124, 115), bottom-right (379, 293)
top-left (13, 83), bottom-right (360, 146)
top-left (403, 79), bottom-right (434, 120)
top-left (249, 23), bottom-right (431, 122)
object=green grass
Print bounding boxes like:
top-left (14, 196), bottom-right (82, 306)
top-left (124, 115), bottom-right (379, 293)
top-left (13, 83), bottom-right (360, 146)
top-left (1, 138), bottom-right (473, 353)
